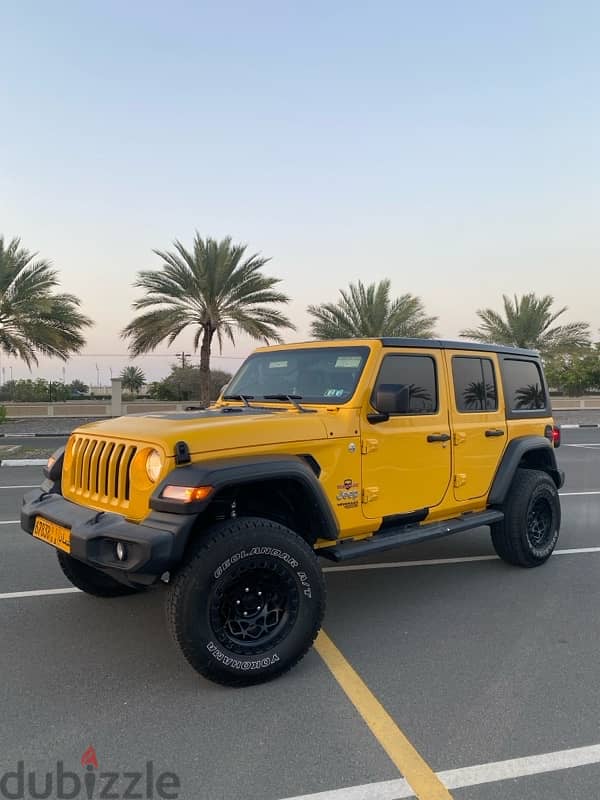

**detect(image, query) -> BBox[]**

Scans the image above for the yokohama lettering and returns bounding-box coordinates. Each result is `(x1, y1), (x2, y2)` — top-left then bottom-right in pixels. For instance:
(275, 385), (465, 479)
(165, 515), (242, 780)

(206, 641), (280, 670)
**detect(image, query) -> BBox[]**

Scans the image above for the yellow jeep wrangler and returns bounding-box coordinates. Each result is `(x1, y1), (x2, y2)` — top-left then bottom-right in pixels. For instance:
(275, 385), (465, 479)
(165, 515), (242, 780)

(22, 338), (563, 686)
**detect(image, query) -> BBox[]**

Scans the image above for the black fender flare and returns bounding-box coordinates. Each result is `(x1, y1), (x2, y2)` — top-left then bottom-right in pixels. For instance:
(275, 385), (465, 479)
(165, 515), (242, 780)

(150, 454), (339, 540)
(488, 436), (564, 506)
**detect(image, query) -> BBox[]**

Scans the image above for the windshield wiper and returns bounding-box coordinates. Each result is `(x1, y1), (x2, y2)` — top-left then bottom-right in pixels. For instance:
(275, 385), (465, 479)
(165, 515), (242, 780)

(263, 394), (314, 413)
(222, 394), (254, 407)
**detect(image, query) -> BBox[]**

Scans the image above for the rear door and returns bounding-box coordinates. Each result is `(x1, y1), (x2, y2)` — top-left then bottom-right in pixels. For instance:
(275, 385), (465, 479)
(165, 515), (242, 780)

(447, 351), (507, 501)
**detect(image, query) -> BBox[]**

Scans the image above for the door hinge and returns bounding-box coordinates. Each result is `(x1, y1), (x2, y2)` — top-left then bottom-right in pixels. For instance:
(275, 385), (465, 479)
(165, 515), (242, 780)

(361, 438), (379, 454)
(454, 473), (467, 488)
(454, 431), (467, 446)
(362, 486), (380, 504)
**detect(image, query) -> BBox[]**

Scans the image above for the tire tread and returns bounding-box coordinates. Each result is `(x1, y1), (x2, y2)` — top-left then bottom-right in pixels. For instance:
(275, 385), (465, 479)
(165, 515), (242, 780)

(57, 551), (144, 597)
(491, 468), (560, 567)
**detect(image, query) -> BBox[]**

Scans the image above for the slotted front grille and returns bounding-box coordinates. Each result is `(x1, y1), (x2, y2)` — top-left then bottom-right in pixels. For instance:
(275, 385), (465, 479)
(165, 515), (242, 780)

(66, 435), (138, 507)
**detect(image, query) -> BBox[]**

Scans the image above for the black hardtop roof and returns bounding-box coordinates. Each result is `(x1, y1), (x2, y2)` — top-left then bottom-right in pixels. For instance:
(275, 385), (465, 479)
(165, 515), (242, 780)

(380, 338), (540, 358)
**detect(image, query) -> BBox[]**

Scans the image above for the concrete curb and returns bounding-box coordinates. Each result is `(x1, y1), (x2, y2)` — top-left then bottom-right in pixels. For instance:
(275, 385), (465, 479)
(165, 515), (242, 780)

(0, 459), (47, 467)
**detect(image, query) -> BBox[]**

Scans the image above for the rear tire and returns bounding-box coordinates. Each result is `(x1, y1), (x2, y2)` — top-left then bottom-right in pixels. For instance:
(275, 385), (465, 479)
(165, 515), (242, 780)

(57, 551), (145, 597)
(166, 517), (326, 687)
(491, 468), (561, 567)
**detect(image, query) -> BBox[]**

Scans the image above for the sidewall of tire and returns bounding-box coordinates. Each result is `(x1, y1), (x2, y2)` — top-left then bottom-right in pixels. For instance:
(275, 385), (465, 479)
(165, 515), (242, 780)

(168, 520), (325, 685)
(492, 469), (561, 567)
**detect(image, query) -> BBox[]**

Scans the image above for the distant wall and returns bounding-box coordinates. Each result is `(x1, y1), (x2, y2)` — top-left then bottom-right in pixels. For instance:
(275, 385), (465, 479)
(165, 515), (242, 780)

(1, 401), (189, 418)
(1, 397), (599, 418)
(551, 397), (600, 410)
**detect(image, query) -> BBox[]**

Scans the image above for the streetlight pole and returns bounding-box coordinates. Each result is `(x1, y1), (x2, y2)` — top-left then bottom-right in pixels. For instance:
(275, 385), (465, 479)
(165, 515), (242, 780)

(176, 352), (191, 369)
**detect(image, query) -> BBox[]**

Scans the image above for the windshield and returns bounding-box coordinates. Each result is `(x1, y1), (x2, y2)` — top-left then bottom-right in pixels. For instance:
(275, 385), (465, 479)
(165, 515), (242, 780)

(224, 346), (370, 405)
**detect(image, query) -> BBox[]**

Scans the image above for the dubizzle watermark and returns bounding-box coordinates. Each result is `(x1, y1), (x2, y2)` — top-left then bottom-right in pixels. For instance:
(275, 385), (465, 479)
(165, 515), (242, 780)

(0, 746), (180, 799)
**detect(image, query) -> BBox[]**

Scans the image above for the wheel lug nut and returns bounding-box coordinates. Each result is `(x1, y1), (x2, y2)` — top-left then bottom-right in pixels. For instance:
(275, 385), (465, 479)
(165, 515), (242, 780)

(245, 587), (249, 592)
(243, 611), (248, 616)
(236, 600), (241, 605)
(257, 591), (262, 596)
(256, 606), (261, 610)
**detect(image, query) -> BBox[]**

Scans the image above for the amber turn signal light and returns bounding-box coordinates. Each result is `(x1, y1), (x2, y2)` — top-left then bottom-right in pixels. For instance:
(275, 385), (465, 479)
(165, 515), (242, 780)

(161, 485), (213, 502)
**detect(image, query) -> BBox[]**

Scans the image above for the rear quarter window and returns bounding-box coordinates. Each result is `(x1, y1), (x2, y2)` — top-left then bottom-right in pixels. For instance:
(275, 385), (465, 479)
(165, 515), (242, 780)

(501, 358), (548, 415)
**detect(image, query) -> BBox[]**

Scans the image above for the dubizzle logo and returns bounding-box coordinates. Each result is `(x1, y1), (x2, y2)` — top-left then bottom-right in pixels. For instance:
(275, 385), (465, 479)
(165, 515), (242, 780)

(0, 746), (180, 799)
(81, 747), (99, 770)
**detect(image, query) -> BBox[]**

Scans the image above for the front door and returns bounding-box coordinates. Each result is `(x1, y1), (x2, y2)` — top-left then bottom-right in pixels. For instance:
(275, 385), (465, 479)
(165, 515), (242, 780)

(446, 351), (507, 501)
(361, 350), (452, 520)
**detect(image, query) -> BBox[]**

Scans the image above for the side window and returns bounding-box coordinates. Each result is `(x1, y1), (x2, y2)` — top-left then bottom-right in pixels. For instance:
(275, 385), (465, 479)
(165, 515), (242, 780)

(372, 355), (438, 415)
(502, 359), (547, 411)
(452, 357), (498, 412)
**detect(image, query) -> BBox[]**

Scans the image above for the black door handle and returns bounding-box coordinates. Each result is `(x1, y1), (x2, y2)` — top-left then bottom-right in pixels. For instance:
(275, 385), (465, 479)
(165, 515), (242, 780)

(485, 429), (505, 438)
(427, 433), (451, 442)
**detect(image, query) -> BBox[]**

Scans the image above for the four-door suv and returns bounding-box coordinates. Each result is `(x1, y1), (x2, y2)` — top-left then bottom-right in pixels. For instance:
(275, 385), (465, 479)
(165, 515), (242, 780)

(21, 338), (563, 686)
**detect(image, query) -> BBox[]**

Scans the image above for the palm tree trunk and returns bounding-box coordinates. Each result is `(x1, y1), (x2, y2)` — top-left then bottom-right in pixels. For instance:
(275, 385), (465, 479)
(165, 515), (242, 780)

(199, 326), (214, 407)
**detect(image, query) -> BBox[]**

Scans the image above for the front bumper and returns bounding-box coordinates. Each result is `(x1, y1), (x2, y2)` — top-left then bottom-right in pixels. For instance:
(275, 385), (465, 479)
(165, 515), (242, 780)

(21, 484), (197, 586)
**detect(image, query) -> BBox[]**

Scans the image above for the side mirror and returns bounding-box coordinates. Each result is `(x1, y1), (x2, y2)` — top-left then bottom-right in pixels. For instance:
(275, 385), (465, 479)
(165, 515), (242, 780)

(367, 411), (390, 424)
(374, 391), (396, 415)
(368, 384), (412, 423)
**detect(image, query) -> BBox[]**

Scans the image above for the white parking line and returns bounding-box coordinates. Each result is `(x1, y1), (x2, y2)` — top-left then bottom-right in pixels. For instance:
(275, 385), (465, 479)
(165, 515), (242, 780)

(0, 520), (19, 525)
(0, 459), (47, 466)
(323, 555), (497, 572)
(0, 485), (38, 490)
(560, 491), (600, 496)
(1, 548), (597, 600)
(279, 742), (600, 799)
(0, 587), (80, 600)
(323, 546), (600, 573)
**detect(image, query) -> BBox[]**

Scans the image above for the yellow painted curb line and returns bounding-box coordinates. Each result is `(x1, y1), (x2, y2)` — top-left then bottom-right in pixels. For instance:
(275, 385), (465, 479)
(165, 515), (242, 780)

(315, 630), (453, 800)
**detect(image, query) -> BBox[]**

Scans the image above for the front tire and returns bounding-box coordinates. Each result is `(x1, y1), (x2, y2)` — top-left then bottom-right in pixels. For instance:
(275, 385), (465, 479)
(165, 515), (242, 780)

(57, 551), (145, 597)
(166, 517), (326, 687)
(491, 468), (561, 567)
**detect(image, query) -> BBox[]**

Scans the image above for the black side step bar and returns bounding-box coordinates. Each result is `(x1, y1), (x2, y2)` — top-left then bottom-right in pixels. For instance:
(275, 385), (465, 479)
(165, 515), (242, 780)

(320, 509), (504, 562)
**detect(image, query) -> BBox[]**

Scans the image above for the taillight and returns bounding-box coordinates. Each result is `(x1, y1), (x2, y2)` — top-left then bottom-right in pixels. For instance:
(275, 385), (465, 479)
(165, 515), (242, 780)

(544, 424), (561, 447)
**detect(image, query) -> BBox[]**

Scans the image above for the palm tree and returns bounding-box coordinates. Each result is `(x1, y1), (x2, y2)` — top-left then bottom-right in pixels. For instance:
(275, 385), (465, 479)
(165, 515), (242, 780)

(461, 294), (590, 355)
(0, 236), (92, 366)
(120, 366), (146, 395)
(307, 280), (437, 340)
(122, 234), (295, 406)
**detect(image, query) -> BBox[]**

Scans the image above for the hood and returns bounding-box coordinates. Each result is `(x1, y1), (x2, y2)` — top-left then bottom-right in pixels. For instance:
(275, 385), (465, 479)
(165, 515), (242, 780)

(74, 406), (330, 457)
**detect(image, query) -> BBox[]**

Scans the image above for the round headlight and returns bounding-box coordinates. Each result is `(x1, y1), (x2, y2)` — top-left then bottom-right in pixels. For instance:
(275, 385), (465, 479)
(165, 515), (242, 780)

(145, 449), (163, 482)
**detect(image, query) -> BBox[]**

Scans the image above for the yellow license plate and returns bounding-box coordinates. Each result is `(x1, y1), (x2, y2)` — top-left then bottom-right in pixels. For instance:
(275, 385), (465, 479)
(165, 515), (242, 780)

(33, 517), (71, 553)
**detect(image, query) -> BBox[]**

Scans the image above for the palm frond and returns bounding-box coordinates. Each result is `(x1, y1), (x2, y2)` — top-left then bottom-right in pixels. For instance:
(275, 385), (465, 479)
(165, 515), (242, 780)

(0, 236), (92, 364)
(308, 280), (436, 339)
(462, 293), (590, 353)
(122, 235), (294, 403)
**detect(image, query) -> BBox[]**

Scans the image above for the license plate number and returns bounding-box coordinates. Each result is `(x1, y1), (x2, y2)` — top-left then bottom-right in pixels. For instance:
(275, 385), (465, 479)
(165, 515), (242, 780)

(33, 517), (71, 553)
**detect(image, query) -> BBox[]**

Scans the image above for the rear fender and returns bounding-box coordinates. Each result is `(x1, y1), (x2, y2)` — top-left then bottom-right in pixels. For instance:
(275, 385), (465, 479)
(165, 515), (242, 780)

(488, 436), (564, 506)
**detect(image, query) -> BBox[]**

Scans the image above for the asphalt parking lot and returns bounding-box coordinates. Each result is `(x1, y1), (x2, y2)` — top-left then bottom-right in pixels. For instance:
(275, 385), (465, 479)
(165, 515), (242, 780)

(1, 428), (599, 800)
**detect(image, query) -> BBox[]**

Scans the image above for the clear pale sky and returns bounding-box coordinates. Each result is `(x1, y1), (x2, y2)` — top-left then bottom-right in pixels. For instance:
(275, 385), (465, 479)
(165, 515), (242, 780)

(1, 1), (599, 386)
